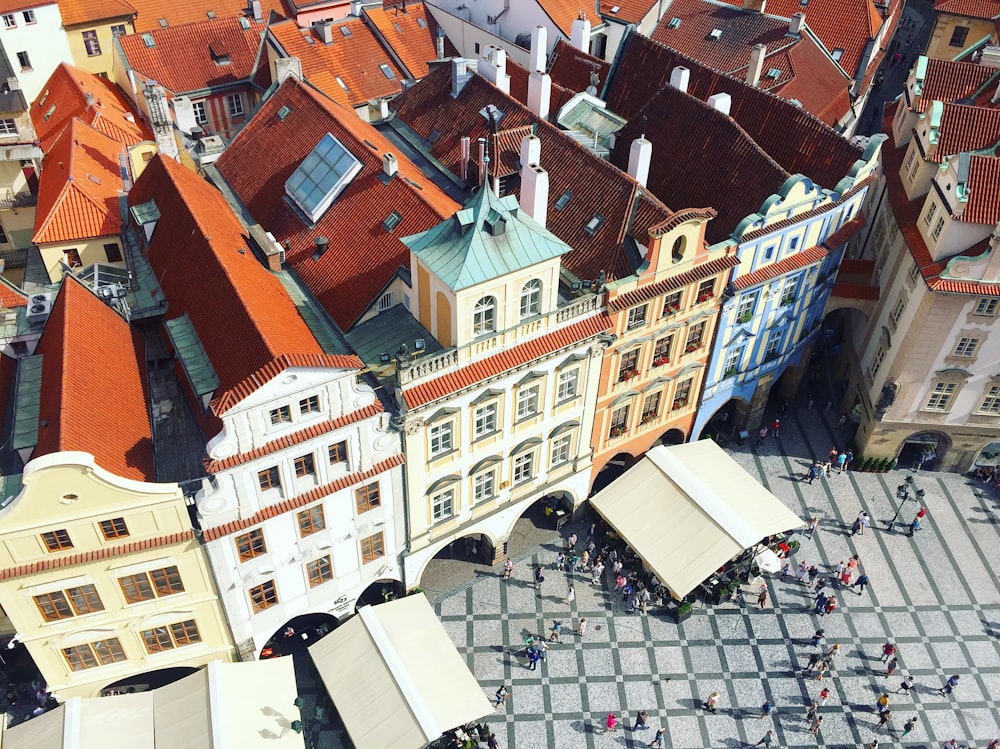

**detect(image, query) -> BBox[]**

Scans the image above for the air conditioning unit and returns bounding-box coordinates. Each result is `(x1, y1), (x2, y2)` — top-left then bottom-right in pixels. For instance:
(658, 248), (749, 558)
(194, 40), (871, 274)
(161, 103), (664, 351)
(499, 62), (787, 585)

(26, 293), (52, 324)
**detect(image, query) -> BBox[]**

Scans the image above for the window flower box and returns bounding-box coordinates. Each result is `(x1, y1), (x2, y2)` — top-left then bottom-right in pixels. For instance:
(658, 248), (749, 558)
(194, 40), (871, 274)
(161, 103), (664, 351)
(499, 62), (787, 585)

(609, 426), (627, 438)
(662, 305), (680, 316)
(640, 414), (657, 425)
(685, 343), (700, 354)
(672, 399), (688, 411)
(723, 366), (738, 378)
(651, 357), (671, 368)
(737, 311), (753, 324)
(618, 369), (638, 382)
(697, 292), (714, 303)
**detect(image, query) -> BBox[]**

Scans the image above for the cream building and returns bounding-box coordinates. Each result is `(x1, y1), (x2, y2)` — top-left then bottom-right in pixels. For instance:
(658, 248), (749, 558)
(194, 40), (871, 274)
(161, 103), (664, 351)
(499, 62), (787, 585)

(0, 0), (74, 101)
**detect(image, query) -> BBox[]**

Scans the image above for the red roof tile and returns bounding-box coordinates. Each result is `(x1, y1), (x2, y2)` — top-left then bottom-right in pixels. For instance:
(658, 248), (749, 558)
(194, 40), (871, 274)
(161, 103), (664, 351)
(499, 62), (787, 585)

(933, 102), (1000, 161)
(0, 278), (27, 308)
(390, 67), (676, 282)
(770, 36), (854, 125)
(820, 212), (867, 249)
(202, 454), (404, 540)
(215, 78), (459, 331)
(0, 0), (49, 12)
(535, 0), (587, 36)
(268, 17), (405, 108)
(600, 0), (658, 24)
(117, 16), (265, 95)
(830, 281), (879, 299)
(733, 244), (827, 289)
(913, 58), (1000, 114)
(58, 0), (135, 25)
(33, 119), (124, 245)
(128, 155), (360, 418)
(364, 2), (450, 79)
(934, 0), (1000, 18)
(127, 0), (288, 32)
(609, 254), (738, 310)
(33, 278), (155, 481)
(546, 38), (611, 95)
(404, 314), (610, 408)
(31, 63), (150, 151)
(962, 154), (1000, 224)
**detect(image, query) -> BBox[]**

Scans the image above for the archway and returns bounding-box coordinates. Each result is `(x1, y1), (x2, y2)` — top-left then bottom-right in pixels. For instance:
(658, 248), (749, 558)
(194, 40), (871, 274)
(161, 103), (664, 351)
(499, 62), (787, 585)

(896, 431), (952, 472)
(505, 491), (575, 558)
(657, 428), (686, 446)
(417, 532), (497, 597)
(101, 666), (197, 695)
(259, 612), (340, 660)
(696, 398), (749, 443)
(590, 452), (638, 496)
(355, 579), (406, 611)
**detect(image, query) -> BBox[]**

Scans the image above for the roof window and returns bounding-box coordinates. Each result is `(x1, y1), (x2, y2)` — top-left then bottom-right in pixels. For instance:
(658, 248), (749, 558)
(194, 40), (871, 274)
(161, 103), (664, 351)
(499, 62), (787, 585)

(158, 17), (168, 27)
(277, 105), (291, 121)
(379, 64), (396, 79)
(555, 191), (572, 210)
(393, 22), (402, 32)
(610, 4), (621, 11)
(285, 132), (363, 223)
(206, 10), (215, 18)
(709, 28), (722, 39)
(383, 211), (403, 231)
(667, 17), (681, 28)
(766, 68), (781, 79)
(831, 48), (844, 61)
(340, 24), (352, 36)
(335, 76), (348, 91)
(43, 104), (55, 121)
(584, 214), (605, 235)
(239, 16), (251, 29)
(416, 17), (427, 27)
(141, 33), (155, 47)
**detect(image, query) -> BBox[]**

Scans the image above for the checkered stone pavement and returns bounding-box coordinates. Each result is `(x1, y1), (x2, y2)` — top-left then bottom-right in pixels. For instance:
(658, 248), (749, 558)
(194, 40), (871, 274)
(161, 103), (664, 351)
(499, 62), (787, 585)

(435, 407), (1000, 748)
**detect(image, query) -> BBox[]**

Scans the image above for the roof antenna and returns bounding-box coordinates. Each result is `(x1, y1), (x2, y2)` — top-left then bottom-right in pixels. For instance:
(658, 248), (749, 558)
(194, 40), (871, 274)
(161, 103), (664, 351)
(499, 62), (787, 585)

(641, 114), (647, 139)
(478, 136), (490, 190)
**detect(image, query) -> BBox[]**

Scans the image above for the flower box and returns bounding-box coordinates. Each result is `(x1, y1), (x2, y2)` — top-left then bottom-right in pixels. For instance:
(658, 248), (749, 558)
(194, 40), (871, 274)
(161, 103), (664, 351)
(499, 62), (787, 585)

(737, 312), (753, 324)
(685, 344), (700, 353)
(651, 357), (671, 368)
(609, 426), (626, 438)
(697, 292), (714, 303)
(618, 369), (637, 383)
(672, 399), (688, 410)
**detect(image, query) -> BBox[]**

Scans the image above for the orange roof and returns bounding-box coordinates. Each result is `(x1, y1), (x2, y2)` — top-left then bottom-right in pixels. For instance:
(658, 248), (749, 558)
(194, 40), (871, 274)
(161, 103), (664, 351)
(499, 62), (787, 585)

(913, 58), (1000, 113)
(127, 0), (288, 32)
(934, 102), (1000, 161)
(535, 0), (585, 35)
(33, 278), (155, 481)
(962, 155), (1000, 224)
(934, 0), (1000, 18)
(268, 18), (405, 107)
(215, 77), (459, 330)
(0, 0), (51, 13)
(58, 0), (135, 25)
(117, 16), (266, 95)
(404, 314), (610, 408)
(0, 277), (27, 308)
(733, 244), (828, 289)
(128, 155), (361, 417)
(31, 63), (150, 151)
(600, 0), (658, 24)
(546, 38), (612, 95)
(33, 119), (124, 245)
(364, 2), (446, 79)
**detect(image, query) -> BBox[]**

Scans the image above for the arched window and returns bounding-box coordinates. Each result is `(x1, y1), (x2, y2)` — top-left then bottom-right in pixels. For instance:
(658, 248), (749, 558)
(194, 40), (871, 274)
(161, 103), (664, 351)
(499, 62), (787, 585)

(519, 279), (542, 320)
(473, 296), (496, 336)
(671, 236), (686, 263)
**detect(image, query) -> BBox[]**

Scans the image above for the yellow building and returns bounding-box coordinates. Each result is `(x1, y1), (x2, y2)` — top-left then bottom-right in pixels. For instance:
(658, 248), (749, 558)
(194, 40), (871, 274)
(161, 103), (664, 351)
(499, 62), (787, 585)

(58, 0), (136, 77)
(925, 0), (998, 60)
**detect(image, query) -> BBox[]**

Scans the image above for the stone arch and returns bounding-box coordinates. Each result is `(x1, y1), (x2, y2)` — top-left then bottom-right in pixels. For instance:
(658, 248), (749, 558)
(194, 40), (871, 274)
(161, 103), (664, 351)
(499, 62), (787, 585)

(259, 611), (341, 659)
(696, 397), (750, 441)
(590, 451), (639, 496)
(355, 578), (406, 611)
(894, 431), (953, 471)
(100, 666), (198, 697)
(658, 427), (686, 445)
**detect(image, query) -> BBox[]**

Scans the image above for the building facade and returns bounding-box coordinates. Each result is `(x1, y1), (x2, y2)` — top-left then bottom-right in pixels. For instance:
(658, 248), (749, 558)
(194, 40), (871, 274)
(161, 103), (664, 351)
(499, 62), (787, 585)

(0, 0), (74, 101)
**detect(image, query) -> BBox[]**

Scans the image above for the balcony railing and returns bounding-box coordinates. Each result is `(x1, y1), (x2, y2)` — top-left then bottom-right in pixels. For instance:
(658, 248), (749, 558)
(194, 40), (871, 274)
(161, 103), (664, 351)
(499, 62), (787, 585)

(0, 191), (36, 211)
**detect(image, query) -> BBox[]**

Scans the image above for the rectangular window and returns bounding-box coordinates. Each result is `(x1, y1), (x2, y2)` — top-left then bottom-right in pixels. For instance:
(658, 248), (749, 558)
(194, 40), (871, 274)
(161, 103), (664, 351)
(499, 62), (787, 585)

(226, 93), (244, 117)
(662, 290), (682, 316)
(22, 10), (34, 22)
(641, 392), (661, 423)
(42, 529), (73, 552)
(429, 421), (453, 455)
(100, 517), (129, 540)
(685, 322), (705, 353)
(35, 585), (105, 621)
(473, 470), (496, 502)
(779, 276), (799, 306)
(953, 337), (980, 357)
(923, 200), (937, 227)
(355, 483), (380, 513)
(869, 346), (886, 380)
(269, 405), (291, 425)
(516, 385), (539, 420)
(294, 454), (316, 479)
(235, 528), (266, 561)
(2, 14), (14, 28)
(931, 216), (945, 241)
(142, 620), (201, 652)
(82, 30), (101, 56)
(618, 349), (639, 381)
(949, 25), (969, 47)
(0, 118), (15, 135)
(736, 292), (756, 322)
(908, 263), (920, 283)
(192, 101), (208, 124)
(16, 51), (29, 70)
(111, 23), (127, 36)
(431, 488), (454, 521)
(307, 555), (333, 587)
(360, 531), (385, 563)
(925, 381), (957, 411)
(0, 223), (8, 244)
(34, 592), (73, 621)
(63, 248), (81, 267)
(978, 385), (1000, 414)
(551, 434), (572, 465)
(103, 243), (123, 262)
(119, 573), (154, 603)
(63, 638), (125, 671)
(673, 378), (693, 410)
(513, 452), (534, 483)
(696, 280), (715, 302)
(297, 505), (325, 536)
(626, 304), (647, 330)
(299, 395), (319, 414)
(556, 368), (579, 401)
(257, 466), (280, 492)
(765, 329), (783, 359)
(609, 405), (629, 438)
(890, 296), (906, 326)
(248, 581), (278, 613)
(975, 298), (998, 316)
(723, 347), (741, 377)
(474, 402), (497, 437)
(329, 441), (347, 465)
(150, 566), (184, 596)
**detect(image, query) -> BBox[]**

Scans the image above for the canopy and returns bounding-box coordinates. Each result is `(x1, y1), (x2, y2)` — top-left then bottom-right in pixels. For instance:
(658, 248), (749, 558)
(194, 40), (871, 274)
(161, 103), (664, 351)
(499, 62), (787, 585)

(590, 441), (804, 599)
(309, 595), (493, 749)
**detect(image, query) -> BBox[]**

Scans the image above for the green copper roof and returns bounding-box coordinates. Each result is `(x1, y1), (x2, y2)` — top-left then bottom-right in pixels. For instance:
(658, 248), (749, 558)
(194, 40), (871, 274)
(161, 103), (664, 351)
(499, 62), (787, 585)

(165, 314), (220, 397)
(401, 186), (570, 291)
(12, 355), (42, 451)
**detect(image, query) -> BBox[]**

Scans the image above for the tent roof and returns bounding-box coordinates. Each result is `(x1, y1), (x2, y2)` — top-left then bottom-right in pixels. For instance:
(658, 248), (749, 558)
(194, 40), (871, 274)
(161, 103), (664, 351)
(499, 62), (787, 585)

(590, 441), (804, 599)
(309, 595), (493, 749)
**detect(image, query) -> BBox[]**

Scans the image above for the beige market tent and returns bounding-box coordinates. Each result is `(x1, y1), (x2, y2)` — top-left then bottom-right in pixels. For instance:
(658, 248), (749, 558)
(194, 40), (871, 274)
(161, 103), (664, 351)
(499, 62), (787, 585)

(590, 441), (805, 600)
(309, 594), (493, 749)
(0, 659), (302, 749)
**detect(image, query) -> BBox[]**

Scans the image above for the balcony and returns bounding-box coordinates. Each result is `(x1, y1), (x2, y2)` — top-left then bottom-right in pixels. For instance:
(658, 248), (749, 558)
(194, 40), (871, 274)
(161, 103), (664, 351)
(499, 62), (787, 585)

(0, 190), (36, 211)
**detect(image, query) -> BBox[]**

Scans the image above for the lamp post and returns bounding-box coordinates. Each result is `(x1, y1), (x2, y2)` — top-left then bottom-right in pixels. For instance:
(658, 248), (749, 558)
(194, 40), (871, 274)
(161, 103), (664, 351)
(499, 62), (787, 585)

(885, 475), (925, 532)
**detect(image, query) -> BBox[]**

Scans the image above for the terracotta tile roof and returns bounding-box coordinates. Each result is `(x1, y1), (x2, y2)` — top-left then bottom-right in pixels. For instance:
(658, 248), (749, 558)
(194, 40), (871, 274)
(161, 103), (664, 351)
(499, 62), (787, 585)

(31, 63), (151, 151)
(0, 530), (195, 580)
(536, 0), (586, 36)
(934, 0), (1000, 18)
(202, 454), (404, 540)
(128, 155), (359, 418)
(913, 58), (1000, 114)
(390, 67), (675, 282)
(58, 0), (135, 25)
(820, 213), (867, 249)
(33, 119), (124, 245)
(205, 401), (383, 472)
(404, 314), (610, 408)
(364, 2), (450, 79)
(117, 16), (266, 95)
(127, 0), (288, 32)
(733, 244), (827, 289)
(505, 55), (578, 115)
(600, 0), (658, 24)
(0, 278), (27, 307)
(32, 278), (155, 481)
(268, 17), (405, 108)
(770, 37), (854, 126)
(933, 102), (1000, 162)
(0, 0), (48, 12)
(609, 254), (738, 310)
(962, 155), (1000, 223)
(831, 281), (879, 299)
(215, 78), (459, 331)
(546, 38), (611, 94)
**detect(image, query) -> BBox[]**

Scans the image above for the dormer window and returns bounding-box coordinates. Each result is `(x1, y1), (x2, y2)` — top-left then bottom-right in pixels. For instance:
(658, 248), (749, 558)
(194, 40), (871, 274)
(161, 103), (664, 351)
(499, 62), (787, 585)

(519, 279), (541, 320)
(473, 296), (496, 337)
(286, 133), (362, 223)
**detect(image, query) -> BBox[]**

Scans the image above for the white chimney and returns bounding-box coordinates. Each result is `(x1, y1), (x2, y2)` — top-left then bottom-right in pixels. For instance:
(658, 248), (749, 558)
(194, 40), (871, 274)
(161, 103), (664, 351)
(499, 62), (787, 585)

(274, 56), (302, 84)
(350, 0), (362, 15)
(981, 44), (1000, 68)
(383, 152), (398, 178)
(747, 44), (766, 86)
(627, 136), (651, 187)
(789, 12), (804, 34)
(530, 25), (547, 73)
(250, 0), (262, 20)
(527, 71), (551, 119)
(520, 165), (549, 227)
(451, 58), (471, 97)
(314, 20), (334, 44)
(571, 13), (591, 54)
(436, 28), (445, 59)
(707, 92), (731, 115)
(520, 134), (541, 168)
(477, 46), (510, 94)
(669, 66), (690, 93)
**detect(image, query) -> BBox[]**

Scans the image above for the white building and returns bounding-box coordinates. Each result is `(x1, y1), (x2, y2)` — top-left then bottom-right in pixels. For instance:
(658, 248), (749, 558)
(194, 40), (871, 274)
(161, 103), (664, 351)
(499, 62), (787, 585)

(0, 0), (73, 101)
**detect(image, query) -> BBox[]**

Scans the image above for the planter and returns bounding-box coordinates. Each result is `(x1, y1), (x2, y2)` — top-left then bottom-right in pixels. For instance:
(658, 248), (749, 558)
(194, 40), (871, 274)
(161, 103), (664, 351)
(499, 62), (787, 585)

(673, 601), (694, 623)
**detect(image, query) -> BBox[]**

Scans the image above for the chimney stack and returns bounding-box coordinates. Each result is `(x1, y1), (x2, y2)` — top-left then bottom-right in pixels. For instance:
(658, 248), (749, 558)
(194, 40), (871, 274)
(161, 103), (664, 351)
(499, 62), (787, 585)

(530, 25), (547, 72)
(436, 27), (445, 59)
(707, 92), (731, 115)
(84, 91), (95, 109)
(519, 134), (541, 168)
(250, 0), (262, 20)
(741, 0), (766, 11)
(274, 56), (302, 84)
(460, 136), (471, 181)
(312, 236), (329, 260)
(669, 66), (690, 93)
(350, 0), (362, 14)
(314, 20), (334, 44)
(571, 11), (591, 54)
(520, 166), (549, 227)
(477, 46), (510, 94)
(980, 43), (1000, 68)
(451, 58), (471, 97)
(528, 70), (551, 119)
(789, 12), (804, 34)
(383, 152), (398, 178)
(747, 43), (766, 86)
(627, 136), (652, 187)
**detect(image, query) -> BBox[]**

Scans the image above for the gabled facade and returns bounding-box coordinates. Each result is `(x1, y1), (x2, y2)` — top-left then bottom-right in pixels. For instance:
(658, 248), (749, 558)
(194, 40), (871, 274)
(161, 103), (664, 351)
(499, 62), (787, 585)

(927, 0), (1000, 60)
(129, 155), (406, 660)
(57, 0), (136, 77)
(0, 0), (74, 101)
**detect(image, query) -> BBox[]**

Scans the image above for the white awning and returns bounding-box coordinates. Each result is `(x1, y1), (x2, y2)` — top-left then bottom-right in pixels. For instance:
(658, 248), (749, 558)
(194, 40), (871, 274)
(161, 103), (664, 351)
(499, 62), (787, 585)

(309, 595), (493, 749)
(590, 441), (804, 600)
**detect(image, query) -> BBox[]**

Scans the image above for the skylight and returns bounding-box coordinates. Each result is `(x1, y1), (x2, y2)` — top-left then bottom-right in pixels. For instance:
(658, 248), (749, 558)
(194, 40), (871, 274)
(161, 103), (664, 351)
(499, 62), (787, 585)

(141, 33), (155, 47)
(831, 48), (844, 61)
(277, 105), (291, 121)
(379, 64), (396, 79)
(667, 17), (681, 28)
(610, 4), (621, 11)
(335, 76), (348, 91)
(584, 214), (605, 235)
(766, 68), (781, 79)
(393, 22), (402, 33)
(417, 17), (427, 27)
(206, 10), (215, 18)
(709, 28), (722, 39)
(555, 191), (572, 210)
(340, 25), (352, 36)
(285, 133), (363, 223)
(158, 17), (168, 27)
(239, 16), (251, 28)
(383, 211), (403, 231)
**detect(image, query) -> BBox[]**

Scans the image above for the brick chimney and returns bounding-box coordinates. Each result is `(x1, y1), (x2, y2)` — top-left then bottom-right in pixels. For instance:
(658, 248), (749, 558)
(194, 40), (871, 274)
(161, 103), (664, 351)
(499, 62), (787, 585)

(746, 43), (766, 86)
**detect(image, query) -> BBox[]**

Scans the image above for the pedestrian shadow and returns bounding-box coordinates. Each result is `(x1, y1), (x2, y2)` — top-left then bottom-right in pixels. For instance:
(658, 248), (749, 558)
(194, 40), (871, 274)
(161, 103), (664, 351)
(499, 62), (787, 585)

(569, 719), (600, 735)
(981, 619), (1000, 639)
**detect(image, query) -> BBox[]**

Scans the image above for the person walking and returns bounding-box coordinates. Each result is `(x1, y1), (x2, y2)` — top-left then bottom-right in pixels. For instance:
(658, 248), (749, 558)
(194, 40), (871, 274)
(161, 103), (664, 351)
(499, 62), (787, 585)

(836, 451), (848, 474)
(877, 709), (894, 730)
(885, 657), (898, 678)
(567, 533), (577, 552)
(494, 685), (508, 708)
(909, 516), (922, 536)
(876, 693), (890, 714)
(527, 647), (540, 671)
(861, 512), (871, 533)
(604, 713), (618, 733)
(548, 621), (562, 642)
(534, 565), (545, 591)
(565, 586), (575, 605)
(758, 700), (772, 719)
(899, 716), (917, 739)
(822, 596), (837, 616)
(591, 562), (604, 586)
(809, 716), (824, 736)
(807, 565), (820, 588)
(580, 549), (590, 568)
(632, 710), (649, 731)
(825, 643), (840, 661)
(487, 732), (499, 749)
(894, 675), (914, 695)
(881, 642), (896, 662)
(757, 586), (768, 609)
(818, 688), (830, 706)
(806, 464), (820, 484)
(853, 573), (871, 595)
(780, 561), (792, 581)
(806, 517), (819, 537)
(811, 628), (825, 647)
(805, 652), (822, 672)
(756, 425), (768, 447)
(754, 729), (774, 746)
(814, 660), (828, 680)
(576, 618), (587, 638)
(555, 552), (565, 571)
(939, 674), (960, 695)
(814, 592), (828, 614)
(806, 701), (818, 723)
(502, 558), (513, 582)
(851, 516), (863, 536)
(772, 418), (781, 437)
(798, 560), (811, 584)
(648, 727), (666, 747)
(703, 691), (720, 713)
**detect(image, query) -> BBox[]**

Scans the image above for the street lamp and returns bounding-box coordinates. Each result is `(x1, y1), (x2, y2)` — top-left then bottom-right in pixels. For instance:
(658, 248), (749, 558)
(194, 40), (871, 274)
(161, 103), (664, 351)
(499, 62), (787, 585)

(885, 475), (925, 531)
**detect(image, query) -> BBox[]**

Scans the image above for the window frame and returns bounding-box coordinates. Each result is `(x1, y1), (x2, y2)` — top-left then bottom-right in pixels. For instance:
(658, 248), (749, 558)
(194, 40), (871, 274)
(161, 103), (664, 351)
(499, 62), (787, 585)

(294, 453), (316, 479)
(519, 279), (542, 320)
(257, 466), (281, 492)
(248, 580), (279, 613)
(2, 14), (15, 28)
(16, 51), (30, 70)
(430, 488), (455, 522)
(360, 531), (385, 563)
(952, 336), (980, 358)
(662, 290), (682, 316)
(42, 529), (73, 552)
(235, 528), (266, 562)
(556, 368), (579, 402)
(641, 391), (661, 423)
(63, 638), (125, 671)
(474, 400), (498, 438)
(269, 405), (291, 425)
(551, 433), (572, 465)
(329, 440), (348, 466)
(974, 297), (998, 316)
(925, 381), (958, 411)
(685, 322), (705, 353)
(626, 304), (647, 330)
(307, 555), (334, 587)
(82, 29), (102, 56)
(512, 452), (534, 484)
(100, 517), (129, 540)
(0, 118), (16, 136)
(473, 296), (497, 337)
(672, 378), (693, 410)
(516, 384), (540, 420)
(472, 469), (496, 502)
(723, 347), (742, 378)
(977, 384), (1000, 414)
(226, 92), (244, 117)
(142, 619), (201, 652)
(355, 483), (380, 513)
(192, 100), (208, 125)
(429, 420), (454, 456)
(949, 25), (969, 47)
(22, 9), (34, 22)
(299, 395), (320, 415)
(618, 348), (639, 381)
(736, 292), (756, 322)
(297, 505), (326, 536)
